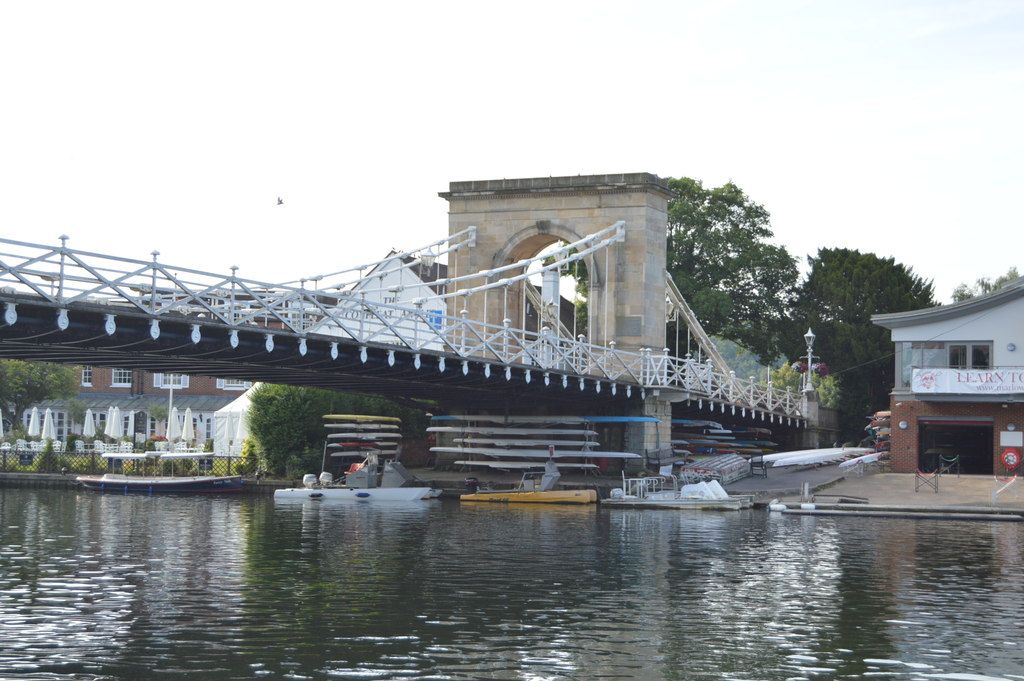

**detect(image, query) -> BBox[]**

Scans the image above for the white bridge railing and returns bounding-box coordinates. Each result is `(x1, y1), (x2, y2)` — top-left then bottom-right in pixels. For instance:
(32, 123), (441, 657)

(0, 236), (803, 417)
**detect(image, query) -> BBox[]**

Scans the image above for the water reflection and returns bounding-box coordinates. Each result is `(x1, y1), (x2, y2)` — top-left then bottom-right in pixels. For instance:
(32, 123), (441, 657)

(1, 488), (1023, 680)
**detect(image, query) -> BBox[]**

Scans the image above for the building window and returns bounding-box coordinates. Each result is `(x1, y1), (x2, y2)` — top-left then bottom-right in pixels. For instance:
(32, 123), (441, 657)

(971, 344), (991, 369)
(216, 378), (252, 391)
(899, 341), (995, 387)
(153, 373), (189, 389)
(81, 366), (93, 387)
(111, 368), (132, 387)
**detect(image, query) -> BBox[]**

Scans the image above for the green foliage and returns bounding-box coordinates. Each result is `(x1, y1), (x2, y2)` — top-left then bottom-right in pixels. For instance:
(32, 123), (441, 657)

(951, 266), (1019, 302)
(144, 439), (157, 452)
(773, 366), (839, 410)
(712, 337), (776, 381)
(203, 438), (214, 453)
(35, 439), (56, 472)
(765, 363), (840, 409)
(0, 360), (78, 424)
(236, 437), (259, 475)
(791, 248), (936, 438)
(66, 399), (87, 430)
(247, 384), (430, 476)
(149, 404), (169, 424)
(665, 177), (798, 362)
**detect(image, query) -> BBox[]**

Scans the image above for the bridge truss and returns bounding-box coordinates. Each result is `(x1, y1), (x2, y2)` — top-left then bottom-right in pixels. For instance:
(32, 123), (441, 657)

(0, 233), (804, 422)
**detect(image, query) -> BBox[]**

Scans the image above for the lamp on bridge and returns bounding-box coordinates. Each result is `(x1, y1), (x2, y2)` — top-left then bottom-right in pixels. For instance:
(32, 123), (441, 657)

(803, 328), (816, 393)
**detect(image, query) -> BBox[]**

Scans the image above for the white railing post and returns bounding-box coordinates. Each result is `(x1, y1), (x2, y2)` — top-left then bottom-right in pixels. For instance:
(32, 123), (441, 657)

(57, 234), (69, 304)
(150, 250), (160, 313)
(229, 265), (238, 324)
(459, 308), (468, 354)
(503, 318), (512, 362)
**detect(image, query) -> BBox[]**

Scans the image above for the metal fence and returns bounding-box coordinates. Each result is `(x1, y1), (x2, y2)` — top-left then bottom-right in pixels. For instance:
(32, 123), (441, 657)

(0, 448), (244, 477)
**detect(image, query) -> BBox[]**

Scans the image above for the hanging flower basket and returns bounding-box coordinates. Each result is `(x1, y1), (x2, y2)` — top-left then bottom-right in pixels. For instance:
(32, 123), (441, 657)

(791, 361), (808, 374)
(811, 362), (830, 377)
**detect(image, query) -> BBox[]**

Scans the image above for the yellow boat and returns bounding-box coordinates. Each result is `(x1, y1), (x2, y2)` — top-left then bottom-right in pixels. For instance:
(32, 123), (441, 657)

(459, 459), (598, 504)
(323, 414), (402, 423)
(460, 489), (598, 504)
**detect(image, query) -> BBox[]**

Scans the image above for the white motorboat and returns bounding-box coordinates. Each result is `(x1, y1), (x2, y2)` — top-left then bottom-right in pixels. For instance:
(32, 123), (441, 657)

(602, 473), (747, 510)
(274, 454), (440, 502)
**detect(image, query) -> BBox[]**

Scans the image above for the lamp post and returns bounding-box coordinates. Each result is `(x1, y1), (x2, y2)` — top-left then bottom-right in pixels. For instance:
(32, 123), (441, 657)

(803, 327), (816, 393)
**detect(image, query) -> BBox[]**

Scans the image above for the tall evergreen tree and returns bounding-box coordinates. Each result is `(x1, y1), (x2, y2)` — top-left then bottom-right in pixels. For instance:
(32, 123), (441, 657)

(792, 249), (936, 438)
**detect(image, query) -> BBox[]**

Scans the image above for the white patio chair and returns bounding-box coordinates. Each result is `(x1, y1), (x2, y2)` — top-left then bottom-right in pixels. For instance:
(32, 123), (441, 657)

(119, 441), (133, 454)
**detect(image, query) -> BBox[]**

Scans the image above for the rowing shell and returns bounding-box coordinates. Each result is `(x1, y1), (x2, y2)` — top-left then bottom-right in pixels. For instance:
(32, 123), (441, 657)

(431, 447), (638, 459)
(426, 427), (598, 436)
(453, 460), (599, 470)
(454, 438), (596, 448)
(323, 414), (401, 423)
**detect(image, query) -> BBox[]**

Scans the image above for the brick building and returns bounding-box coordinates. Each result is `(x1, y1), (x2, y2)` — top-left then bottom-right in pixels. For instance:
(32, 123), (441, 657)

(872, 279), (1024, 474)
(28, 366), (251, 443)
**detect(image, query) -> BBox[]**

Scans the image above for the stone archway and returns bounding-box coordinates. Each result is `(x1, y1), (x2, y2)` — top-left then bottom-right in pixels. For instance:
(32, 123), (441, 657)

(488, 221), (603, 340)
(440, 173), (672, 351)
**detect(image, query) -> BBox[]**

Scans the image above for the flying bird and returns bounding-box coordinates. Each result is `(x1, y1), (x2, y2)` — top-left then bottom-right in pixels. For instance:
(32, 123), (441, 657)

(277, 197), (284, 205)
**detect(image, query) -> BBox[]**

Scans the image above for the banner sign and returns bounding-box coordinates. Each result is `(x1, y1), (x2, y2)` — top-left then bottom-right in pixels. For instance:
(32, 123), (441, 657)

(912, 368), (1024, 395)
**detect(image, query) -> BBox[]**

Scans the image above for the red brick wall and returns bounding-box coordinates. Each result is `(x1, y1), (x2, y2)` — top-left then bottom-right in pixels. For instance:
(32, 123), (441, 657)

(889, 397), (1024, 473)
(78, 367), (247, 397)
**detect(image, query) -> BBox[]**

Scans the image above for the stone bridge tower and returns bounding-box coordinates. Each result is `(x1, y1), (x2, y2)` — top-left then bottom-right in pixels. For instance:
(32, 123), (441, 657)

(440, 173), (672, 353)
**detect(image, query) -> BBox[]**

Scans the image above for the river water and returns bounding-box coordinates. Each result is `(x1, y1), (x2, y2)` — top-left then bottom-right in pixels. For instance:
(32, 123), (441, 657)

(1, 488), (1023, 680)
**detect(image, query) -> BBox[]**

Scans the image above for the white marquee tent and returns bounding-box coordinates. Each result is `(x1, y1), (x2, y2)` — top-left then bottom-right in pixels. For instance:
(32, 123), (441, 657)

(213, 384), (258, 457)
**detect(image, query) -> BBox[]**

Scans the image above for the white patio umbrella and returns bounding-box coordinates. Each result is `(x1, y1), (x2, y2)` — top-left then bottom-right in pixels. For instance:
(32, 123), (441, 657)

(27, 407), (41, 437)
(107, 407), (123, 439)
(0, 413), (4, 439)
(125, 410), (135, 440)
(167, 407), (181, 441)
(82, 409), (96, 437)
(182, 407), (195, 443)
(41, 408), (57, 441)
(105, 406), (117, 438)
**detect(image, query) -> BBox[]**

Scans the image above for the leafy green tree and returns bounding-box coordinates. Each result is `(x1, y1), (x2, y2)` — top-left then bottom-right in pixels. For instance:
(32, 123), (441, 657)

(791, 248), (935, 438)
(951, 266), (1019, 302)
(768, 363), (840, 409)
(247, 384), (431, 476)
(0, 360), (78, 425)
(713, 337), (775, 381)
(666, 177), (798, 363)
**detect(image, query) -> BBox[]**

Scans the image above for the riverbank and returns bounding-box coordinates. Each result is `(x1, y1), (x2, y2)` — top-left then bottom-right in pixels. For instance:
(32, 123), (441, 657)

(0, 472), (293, 494)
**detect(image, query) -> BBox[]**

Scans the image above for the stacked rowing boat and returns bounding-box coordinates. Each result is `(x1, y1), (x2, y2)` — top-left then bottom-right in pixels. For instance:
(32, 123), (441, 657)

(324, 414), (403, 463)
(672, 419), (779, 483)
(427, 415), (641, 473)
(864, 410), (892, 455)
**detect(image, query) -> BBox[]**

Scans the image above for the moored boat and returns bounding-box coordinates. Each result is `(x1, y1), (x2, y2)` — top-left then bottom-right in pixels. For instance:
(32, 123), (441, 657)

(459, 459), (598, 505)
(602, 474), (746, 511)
(77, 474), (244, 494)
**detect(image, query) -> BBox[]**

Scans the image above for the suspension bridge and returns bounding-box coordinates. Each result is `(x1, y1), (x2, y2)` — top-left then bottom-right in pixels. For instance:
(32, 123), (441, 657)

(0, 173), (813, 450)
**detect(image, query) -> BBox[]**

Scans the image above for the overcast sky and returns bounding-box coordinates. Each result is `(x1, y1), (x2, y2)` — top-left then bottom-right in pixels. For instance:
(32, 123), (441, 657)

(1, 0), (1021, 302)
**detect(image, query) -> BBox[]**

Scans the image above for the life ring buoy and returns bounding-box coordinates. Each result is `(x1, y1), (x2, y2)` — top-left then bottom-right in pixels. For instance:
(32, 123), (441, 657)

(1002, 448), (1021, 470)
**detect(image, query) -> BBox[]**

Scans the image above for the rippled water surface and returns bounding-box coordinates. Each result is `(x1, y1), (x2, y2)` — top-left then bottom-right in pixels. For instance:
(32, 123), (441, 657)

(2, 488), (1024, 680)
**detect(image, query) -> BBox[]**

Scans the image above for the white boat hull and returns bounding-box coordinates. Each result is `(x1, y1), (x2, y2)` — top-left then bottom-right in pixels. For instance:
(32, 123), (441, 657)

(274, 486), (435, 502)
